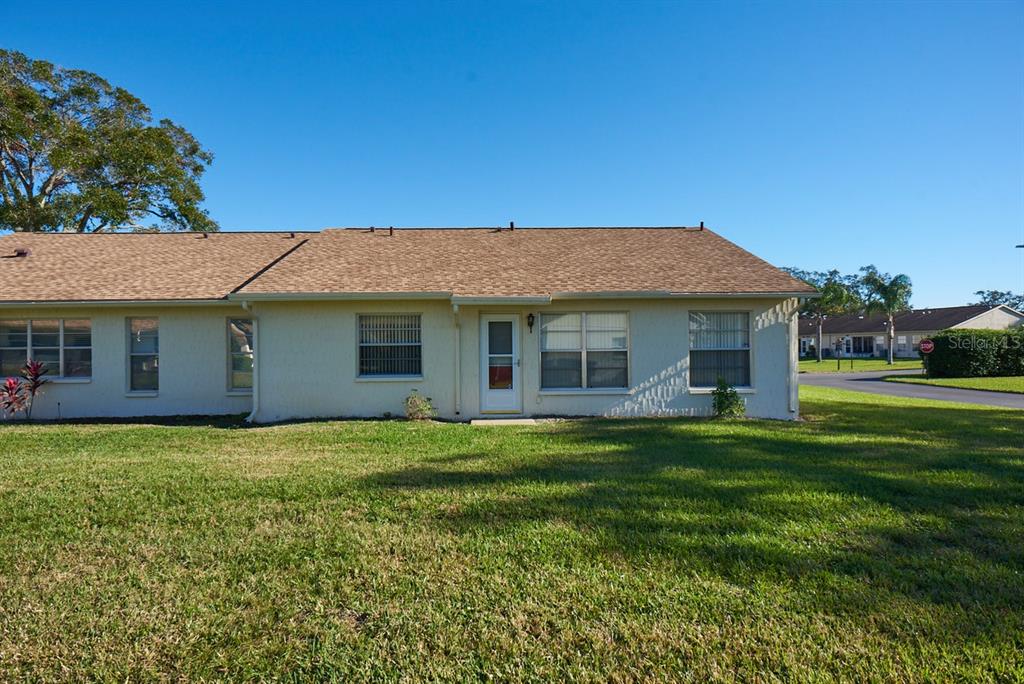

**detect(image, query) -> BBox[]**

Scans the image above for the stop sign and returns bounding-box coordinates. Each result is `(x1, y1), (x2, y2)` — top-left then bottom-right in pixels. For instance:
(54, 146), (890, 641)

(919, 339), (935, 354)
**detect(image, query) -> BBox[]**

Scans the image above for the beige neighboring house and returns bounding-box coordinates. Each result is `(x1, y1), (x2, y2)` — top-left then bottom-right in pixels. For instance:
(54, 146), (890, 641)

(0, 226), (816, 421)
(798, 305), (1024, 359)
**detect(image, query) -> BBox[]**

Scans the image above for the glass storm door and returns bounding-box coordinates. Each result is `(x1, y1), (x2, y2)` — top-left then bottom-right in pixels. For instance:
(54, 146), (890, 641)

(480, 316), (521, 413)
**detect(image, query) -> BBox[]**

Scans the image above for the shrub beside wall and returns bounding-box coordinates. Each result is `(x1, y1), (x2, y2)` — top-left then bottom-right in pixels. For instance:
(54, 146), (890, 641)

(923, 329), (1024, 378)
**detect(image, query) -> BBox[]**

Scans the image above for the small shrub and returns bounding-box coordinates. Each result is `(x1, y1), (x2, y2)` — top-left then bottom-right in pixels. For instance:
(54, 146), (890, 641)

(923, 329), (1024, 378)
(404, 390), (437, 421)
(712, 377), (745, 418)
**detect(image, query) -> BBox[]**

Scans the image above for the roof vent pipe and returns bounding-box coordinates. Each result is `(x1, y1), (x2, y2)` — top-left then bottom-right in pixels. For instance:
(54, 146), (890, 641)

(389, 226), (394, 236)
(13, 247), (30, 257)
(699, 221), (704, 230)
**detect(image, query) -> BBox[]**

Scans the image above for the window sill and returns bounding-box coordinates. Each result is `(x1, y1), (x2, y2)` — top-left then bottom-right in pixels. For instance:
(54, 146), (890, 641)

(355, 376), (424, 383)
(226, 390), (253, 397)
(49, 377), (91, 385)
(539, 388), (632, 396)
(125, 391), (159, 398)
(688, 387), (756, 395)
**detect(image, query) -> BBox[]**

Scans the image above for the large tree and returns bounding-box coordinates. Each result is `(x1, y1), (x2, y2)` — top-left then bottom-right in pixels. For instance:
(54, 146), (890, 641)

(783, 268), (862, 362)
(0, 49), (216, 232)
(860, 265), (912, 365)
(972, 290), (1024, 311)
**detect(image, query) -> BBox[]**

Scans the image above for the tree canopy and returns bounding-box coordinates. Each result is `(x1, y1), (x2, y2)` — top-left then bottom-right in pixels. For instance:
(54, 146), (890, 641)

(0, 49), (217, 233)
(783, 267), (864, 361)
(782, 267), (863, 318)
(972, 290), (1024, 311)
(859, 265), (913, 318)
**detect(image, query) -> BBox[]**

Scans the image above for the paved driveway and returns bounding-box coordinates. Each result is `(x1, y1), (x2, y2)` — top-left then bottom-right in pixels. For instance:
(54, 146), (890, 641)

(800, 370), (1024, 409)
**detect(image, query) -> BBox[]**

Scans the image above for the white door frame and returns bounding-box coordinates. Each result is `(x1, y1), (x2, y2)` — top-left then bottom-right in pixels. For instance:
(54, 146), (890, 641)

(479, 315), (522, 414)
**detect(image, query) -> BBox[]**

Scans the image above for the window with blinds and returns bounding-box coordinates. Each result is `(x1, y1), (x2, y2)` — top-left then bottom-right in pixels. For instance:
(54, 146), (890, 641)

(228, 319), (254, 391)
(0, 319), (92, 379)
(540, 312), (628, 389)
(128, 318), (159, 392)
(358, 314), (422, 377)
(688, 312), (750, 387)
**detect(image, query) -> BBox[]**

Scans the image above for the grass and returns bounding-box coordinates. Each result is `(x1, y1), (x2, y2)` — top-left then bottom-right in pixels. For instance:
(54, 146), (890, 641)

(800, 358), (923, 373)
(885, 375), (1024, 394)
(1, 387), (1022, 682)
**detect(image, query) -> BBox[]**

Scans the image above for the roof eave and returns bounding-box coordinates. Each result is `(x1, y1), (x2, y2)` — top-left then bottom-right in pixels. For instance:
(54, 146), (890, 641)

(555, 290), (817, 300)
(231, 290), (816, 303)
(228, 291), (453, 302)
(0, 298), (236, 308)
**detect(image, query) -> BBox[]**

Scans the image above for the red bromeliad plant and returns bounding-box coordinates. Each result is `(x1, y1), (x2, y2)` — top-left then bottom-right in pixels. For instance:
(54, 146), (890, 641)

(0, 377), (27, 419)
(0, 361), (50, 420)
(20, 360), (50, 420)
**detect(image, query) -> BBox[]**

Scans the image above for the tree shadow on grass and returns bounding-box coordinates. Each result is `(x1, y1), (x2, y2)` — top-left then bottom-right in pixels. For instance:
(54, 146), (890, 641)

(360, 399), (1024, 639)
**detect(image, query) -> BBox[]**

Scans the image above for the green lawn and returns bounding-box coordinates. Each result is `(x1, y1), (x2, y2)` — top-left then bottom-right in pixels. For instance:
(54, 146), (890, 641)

(885, 375), (1024, 394)
(1, 387), (1021, 682)
(800, 358), (923, 373)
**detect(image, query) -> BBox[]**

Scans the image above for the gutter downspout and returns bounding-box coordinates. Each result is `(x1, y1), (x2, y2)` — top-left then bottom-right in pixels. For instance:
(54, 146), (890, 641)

(452, 302), (461, 416)
(242, 301), (260, 423)
(788, 298), (801, 416)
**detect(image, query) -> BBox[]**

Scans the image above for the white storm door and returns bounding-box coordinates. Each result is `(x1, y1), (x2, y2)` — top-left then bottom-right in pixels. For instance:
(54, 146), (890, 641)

(480, 316), (521, 413)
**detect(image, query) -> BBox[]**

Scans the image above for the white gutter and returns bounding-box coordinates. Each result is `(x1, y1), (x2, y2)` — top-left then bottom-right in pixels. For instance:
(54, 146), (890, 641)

(226, 292), (451, 302)
(244, 305), (260, 424)
(550, 290), (820, 300)
(0, 290), (818, 309)
(450, 295), (552, 305)
(786, 302), (799, 415)
(226, 290), (818, 304)
(0, 299), (242, 309)
(452, 302), (461, 416)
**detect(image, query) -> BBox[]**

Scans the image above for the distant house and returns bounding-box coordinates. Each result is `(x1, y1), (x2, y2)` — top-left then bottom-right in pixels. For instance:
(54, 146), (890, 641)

(798, 305), (1024, 358)
(0, 226), (817, 421)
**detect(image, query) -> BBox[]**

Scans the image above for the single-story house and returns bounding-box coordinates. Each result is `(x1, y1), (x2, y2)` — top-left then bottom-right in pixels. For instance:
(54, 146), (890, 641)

(0, 226), (816, 421)
(798, 304), (1024, 358)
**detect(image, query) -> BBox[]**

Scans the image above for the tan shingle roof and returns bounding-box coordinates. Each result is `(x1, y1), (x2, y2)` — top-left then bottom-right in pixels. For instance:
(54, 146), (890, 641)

(239, 227), (814, 298)
(0, 232), (309, 302)
(0, 227), (813, 303)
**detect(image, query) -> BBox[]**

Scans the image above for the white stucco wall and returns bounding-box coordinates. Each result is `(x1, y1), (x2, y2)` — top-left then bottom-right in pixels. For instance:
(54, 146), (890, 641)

(0, 305), (254, 419)
(253, 300), (458, 422)
(251, 297), (800, 422)
(3, 297), (801, 422)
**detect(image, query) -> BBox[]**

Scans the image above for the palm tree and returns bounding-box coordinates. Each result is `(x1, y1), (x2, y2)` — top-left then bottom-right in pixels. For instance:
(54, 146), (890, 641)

(860, 265), (913, 365)
(784, 269), (861, 362)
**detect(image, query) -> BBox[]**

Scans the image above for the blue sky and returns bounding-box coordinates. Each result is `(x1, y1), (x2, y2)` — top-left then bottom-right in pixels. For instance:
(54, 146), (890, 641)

(5, 1), (1022, 306)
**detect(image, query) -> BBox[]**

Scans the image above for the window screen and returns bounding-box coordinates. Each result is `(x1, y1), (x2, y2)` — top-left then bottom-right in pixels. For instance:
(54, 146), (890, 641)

(359, 314), (422, 376)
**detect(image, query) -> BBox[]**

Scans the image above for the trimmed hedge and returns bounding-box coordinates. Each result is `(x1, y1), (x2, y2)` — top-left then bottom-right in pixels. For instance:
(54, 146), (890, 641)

(923, 329), (1024, 378)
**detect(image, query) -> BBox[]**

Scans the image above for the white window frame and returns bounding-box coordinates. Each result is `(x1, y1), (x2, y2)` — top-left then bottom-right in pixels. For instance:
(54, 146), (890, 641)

(356, 313), (423, 379)
(539, 312), (630, 391)
(126, 318), (159, 394)
(226, 318), (255, 394)
(0, 318), (92, 381)
(687, 311), (753, 390)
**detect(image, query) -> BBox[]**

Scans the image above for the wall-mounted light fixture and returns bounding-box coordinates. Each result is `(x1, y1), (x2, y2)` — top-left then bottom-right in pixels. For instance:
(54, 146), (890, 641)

(527, 313), (535, 333)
